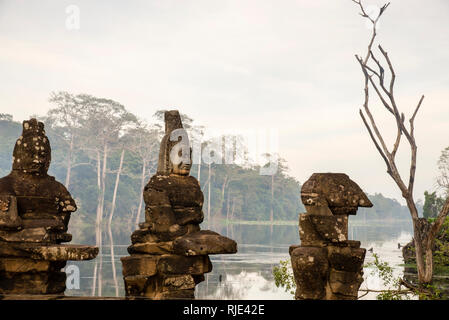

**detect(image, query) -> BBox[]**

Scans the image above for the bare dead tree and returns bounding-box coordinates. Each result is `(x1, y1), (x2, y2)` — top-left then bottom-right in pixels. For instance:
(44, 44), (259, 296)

(353, 0), (449, 285)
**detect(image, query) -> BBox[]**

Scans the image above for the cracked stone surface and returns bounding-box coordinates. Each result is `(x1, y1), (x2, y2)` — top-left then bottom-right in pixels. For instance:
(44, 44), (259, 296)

(121, 111), (237, 300)
(0, 119), (98, 296)
(290, 173), (371, 300)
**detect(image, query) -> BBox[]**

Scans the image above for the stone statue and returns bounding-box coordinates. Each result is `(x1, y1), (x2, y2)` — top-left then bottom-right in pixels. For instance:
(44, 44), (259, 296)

(0, 119), (98, 296)
(121, 110), (237, 299)
(289, 173), (373, 300)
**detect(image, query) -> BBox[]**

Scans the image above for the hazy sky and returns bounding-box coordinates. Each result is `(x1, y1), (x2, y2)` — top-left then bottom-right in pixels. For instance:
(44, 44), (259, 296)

(0, 0), (448, 203)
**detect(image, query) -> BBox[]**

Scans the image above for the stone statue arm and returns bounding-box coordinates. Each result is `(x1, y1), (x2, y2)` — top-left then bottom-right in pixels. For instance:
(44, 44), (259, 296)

(0, 194), (22, 230)
(54, 182), (77, 214)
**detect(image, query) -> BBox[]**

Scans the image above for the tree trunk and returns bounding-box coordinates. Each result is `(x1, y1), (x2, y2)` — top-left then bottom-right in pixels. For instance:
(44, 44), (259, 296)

(98, 231), (103, 297)
(91, 261), (97, 296)
(423, 245), (434, 284)
(93, 150), (102, 296)
(135, 160), (147, 226)
(108, 148), (125, 226)
(97, 144), (108, 296)
(93, 143), (108, 297)
(108, 224), (119, 297)
(208, 163), (211, 228)
(100, 144), (108, 221)
(270, 174), (274, 224)
(65, 135), (74, 188)
(197, 151), (201, 185)
(226, 190), (230, 222)
(220, 176), (228, 216)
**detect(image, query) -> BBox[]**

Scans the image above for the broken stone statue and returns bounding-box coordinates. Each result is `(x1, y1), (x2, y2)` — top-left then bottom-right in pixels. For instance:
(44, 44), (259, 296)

(289, 173), (373, 300)
(121, 110), (237, 300)
(0, 119), (98, 296)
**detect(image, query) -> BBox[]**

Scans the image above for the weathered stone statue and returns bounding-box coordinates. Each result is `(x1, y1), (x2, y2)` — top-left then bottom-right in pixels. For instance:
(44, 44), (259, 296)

(289, 173), (373, 300)
(121, 110), (237, 299)
(0, 119), (98, 296)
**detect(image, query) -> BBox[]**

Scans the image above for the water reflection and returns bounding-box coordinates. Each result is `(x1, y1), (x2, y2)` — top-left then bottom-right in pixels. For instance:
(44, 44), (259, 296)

(65, 218), (429, 299)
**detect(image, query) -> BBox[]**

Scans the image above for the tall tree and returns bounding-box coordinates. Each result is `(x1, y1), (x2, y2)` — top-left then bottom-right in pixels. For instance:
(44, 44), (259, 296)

(353, 0), (449, 285)
(75, 94), (137, 296)
(125, 120), (161, 225)
(46, 91), (90, 188)
(437, 147), (449, 197)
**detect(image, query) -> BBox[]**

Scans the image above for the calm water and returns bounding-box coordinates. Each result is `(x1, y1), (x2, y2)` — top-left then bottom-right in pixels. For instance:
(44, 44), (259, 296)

(65, 218), (422, 299)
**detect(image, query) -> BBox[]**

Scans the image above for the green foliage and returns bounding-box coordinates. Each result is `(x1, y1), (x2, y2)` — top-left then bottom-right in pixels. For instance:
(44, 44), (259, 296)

(365, 253), (445, 300)
(364, 253), (411, 300)
(0, 114), (13, 121)
(0, 92), (427, 227)
(437, 146), (449, 196)
(404, 217), (449, 268)
(355, 193), (412, 221)
(272, 259), (296, 296)
(0, 99), (304, 225)
(433, 217), (449, 267)
(0, 118), (21, 177)
(423, 191), (445, 219)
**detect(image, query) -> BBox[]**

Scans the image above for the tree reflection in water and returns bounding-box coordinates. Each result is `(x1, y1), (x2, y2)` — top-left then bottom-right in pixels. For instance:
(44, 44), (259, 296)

(63, 219), (434, 299)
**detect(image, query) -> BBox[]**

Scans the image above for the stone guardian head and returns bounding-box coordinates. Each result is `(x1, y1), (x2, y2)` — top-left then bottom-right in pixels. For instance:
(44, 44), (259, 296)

(157, 110), (192, 176)
(12, 119), (51, 175)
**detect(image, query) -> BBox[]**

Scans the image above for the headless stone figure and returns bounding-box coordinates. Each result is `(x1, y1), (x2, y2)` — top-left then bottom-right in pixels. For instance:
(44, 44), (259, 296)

(121, 110), (237, 299)
(0, 119), (98, 296)
(290, 173), (373, 300)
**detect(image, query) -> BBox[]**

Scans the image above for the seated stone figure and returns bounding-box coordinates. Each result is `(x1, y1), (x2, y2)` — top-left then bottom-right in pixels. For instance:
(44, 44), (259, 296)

(122, 110), (237, 299)
(0, 119), (75, 242)
(0, 119), (98, 296)
(290, 173), (373, 300)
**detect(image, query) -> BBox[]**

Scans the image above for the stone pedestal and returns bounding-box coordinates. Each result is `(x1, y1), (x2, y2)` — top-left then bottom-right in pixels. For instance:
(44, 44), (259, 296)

(290, 173), (372, 300)
(0, 119), (98, 296)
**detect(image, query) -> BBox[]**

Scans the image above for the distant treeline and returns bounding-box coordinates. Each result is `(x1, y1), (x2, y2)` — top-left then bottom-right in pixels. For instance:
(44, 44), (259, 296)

(0, 98), (304, 224)
(0, 93), (420, 225)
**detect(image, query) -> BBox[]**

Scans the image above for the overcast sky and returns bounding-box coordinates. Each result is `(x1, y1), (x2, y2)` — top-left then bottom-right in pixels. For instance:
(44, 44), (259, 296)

(0, 0), (448, 203)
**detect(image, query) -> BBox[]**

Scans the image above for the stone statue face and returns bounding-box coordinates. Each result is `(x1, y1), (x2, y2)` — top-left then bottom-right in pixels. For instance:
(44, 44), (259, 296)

(12, 119), (51, 174)
(157, 111), (195, 176)
(168, 128), (191, 176)
(170, 147), (192, 176)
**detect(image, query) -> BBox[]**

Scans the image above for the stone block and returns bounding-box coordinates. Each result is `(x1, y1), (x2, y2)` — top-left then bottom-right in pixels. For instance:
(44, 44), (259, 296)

(0, 195), (22, 230)
(0, 271), (66, 295)
(121, 255), (158, 277)
(0, 258), (52, 273)
(290, 247), (328, 300)
(299, 214), (348, 244)
(0, 243), (98, 261)
(128, 241), (174, 255)
(157, 254), (212, 275)
(329, 269), (363, 297)
(327, 246), (366, 272)
(162, 275), (196, 291)
(172, 230), (237, 256)
(172, 206), (204, 226)
(123, 275), (150, 297)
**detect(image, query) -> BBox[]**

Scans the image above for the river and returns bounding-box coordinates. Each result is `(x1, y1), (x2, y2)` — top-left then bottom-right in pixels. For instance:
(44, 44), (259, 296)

(64, 218), (430, 299)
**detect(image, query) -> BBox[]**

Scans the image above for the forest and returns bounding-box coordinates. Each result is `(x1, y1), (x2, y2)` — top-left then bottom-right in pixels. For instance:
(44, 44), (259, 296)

(0, 92), (419, 230)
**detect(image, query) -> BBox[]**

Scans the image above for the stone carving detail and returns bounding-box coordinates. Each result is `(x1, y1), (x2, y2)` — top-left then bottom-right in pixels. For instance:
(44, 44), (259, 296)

(0, 119), (98, 296)
(290, 173), (372, 300)
(121, 110), (237, 299)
